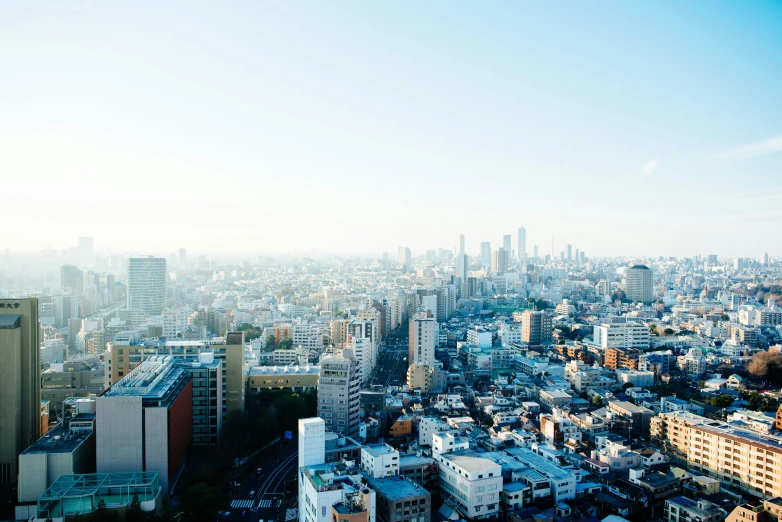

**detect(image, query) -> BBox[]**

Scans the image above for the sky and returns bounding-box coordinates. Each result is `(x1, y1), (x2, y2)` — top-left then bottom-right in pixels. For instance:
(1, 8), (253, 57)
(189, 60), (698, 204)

(1, 1), (781, 258)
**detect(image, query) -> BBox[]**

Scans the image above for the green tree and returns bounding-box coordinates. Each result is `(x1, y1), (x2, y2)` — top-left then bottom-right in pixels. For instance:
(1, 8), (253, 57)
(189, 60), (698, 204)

(127, 493), (144, 522)
(181, 482), (223, 522)
(94, 499), (107, 521)
(663, 328), (675, 335)
(592, 396), (603, 407)
(265, 334), (277, 350)
(278, 338), (294, 350)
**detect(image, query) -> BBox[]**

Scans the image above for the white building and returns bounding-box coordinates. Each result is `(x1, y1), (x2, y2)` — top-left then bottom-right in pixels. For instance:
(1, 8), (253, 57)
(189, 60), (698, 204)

(434, 452), (503, 519)
(418, 417), (451, 446)
(162, 308), (189, 338)
(409, 311), (437, 366)
(615, 369), (654, 387)
(433, 432), (470, 456)
(467, 327), (493, 348)
(593, 320), (651, 350)
(361, 443), (399, 478)
(127, 256), (167, 315)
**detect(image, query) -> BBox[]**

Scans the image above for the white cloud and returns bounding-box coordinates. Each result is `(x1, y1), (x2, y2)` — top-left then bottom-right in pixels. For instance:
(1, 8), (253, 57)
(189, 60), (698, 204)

(718, 136), (782, 159)
(641, 159), (658, 176)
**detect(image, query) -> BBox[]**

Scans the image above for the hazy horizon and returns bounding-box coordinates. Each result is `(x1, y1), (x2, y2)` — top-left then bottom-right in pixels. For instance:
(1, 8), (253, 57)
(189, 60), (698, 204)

(2, 2), (781, 258)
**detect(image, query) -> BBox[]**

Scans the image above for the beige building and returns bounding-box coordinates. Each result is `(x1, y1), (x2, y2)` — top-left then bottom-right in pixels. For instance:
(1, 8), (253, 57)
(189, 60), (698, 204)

(0, 298), (41, 485)
(625, 265), (652, 303)
(651, 410), (782, 498)
(106, 332), (245, 423)
(521, 310), (552, 345)
(248, 365), (319, 392)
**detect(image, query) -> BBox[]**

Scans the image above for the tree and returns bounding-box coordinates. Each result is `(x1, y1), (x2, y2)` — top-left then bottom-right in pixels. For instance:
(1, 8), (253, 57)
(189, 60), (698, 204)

(127, 493), (144, 522)
(649, 324), (658, 335)
(592, 396), (603, 408)
(94, 499), (107, 521)
(663, 328), (675, 335)
(181, 482), (223, 522)
(747, 351), (782, 379)
(265, 334), (277, 350)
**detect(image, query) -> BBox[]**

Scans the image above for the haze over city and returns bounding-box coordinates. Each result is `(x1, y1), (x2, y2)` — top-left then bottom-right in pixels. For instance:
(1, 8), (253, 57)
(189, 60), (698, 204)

(2, 2), (781, 257)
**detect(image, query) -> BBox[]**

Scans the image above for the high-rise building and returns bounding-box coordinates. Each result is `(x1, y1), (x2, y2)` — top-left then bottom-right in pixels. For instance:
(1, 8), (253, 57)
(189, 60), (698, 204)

(459, 234), (465, 255)
(480, 242), (491, 267)
(127, 256), (167, 315)
(317, 349), (361, 437)
(409, 310), (436, 366)
(517, 227), (526, 260)
(533, 244), (539, 258)
(455, 253), (468, 282)
(60, 265), (84, 296)
(503, 235), (512, 259)
(397, 246), (412, 267)
(566, 244), (572, 261)
(178, 248), (186, 266)
(491, 248), (509, 274)
(625, 265), (653, 304)
(0, 298), (41, 484)
(521, 309), (552, 345)
(96, 357), (192, 493)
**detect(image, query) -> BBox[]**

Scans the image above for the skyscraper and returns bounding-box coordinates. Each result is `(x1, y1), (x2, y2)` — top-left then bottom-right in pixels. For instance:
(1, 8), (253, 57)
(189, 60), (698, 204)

(567, 244), (572, 261)
(0, 298), (40, 484)
(397, 246), (412, 267)
(127, 256), (167, 315)
(455, 253), (468, 282)
(178, 248), (187, 266)
(626, 265), (653, 304)
(317, 349), (361, 437)
(517, 227), (526, 260)
(533, 244), (539, 258)
(521, 309), (552, 345)
(60, 265), (83, 296)
(480, 242), (491, 267)
(503, 235), (512, 259)
(409, 310), (436, 366)
(491, 248), (509, 274)
(459, 234), (465, 255)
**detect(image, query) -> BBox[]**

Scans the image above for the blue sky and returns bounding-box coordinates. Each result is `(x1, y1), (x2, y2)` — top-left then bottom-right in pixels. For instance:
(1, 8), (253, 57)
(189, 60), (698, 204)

(1, 1), (780, 257)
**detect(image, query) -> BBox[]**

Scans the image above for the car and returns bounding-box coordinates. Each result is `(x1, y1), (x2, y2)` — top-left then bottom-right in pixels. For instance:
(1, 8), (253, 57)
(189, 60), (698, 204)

(249, 490), (255, 497)
(241, 510), (247, 518)
(256, 467), (262, 474)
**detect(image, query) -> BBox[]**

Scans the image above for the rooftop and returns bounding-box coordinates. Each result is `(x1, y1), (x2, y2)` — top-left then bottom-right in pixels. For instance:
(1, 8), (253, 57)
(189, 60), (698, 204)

(363, 443), (396, 457)
(22, 421), (93, 455)
(363, 474), (429, 501)
(103, 356), (187, 400)
(249, 364), (319, 376)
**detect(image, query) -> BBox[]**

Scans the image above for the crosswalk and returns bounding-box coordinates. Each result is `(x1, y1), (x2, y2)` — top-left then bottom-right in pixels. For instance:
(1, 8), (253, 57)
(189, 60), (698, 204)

(230, 499), (282, 509)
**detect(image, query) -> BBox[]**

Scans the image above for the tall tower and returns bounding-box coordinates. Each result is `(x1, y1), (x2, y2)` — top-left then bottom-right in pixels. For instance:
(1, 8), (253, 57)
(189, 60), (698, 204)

(480, 242), (491, 268)
(409, 310), (436, 366)
(517, 227), (526, 261)
(459, 234), (465, 256)
(127, 256), (167, 315)
(492, 248), (509, 274)
(0, 298), (40, 484)
(317, 350), (360, 437)
(626, 265), (653, 304)
(503, 235), (512, 259)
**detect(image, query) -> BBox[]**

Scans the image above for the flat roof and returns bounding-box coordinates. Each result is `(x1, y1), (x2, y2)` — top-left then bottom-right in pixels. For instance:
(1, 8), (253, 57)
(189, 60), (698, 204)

(363, 474), (430, 501)
(249, 365), (319, 376)
(363, 444), (396, 457)
(23, 422), (92, 455)
(442, 453), (501, 473)
(104, 357), (186, 399)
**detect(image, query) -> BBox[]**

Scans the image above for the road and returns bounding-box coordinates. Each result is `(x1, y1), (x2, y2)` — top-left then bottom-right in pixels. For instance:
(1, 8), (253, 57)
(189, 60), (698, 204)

(223, 442), (298, 522)
(373, 343), (409, 387)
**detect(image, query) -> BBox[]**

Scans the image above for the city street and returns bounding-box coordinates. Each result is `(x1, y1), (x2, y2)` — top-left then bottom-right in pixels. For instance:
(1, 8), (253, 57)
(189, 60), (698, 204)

(374, 343), (409, 387)
(223, 442), (298, 522)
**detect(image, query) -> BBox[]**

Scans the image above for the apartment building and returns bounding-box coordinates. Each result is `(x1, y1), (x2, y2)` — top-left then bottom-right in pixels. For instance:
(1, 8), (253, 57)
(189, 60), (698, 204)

(409, 311), (437, 366)
(363, 474), (431, 522)
(521, 310), (552, 345)
(318, 349), (361, 437)
(434, 451), (503, 520)
(603, 347), (641, 370)
(665, 496), (727, 522)
(540, 408), (582, 448)
(248, 364), (319, 392)
(594, 320), (650, 351)
(651, 410), (782, 498)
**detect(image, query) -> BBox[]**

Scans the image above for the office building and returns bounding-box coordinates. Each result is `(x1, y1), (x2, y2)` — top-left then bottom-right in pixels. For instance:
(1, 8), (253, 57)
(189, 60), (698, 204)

(503, 235), (512, 259)
(41, 361), (104, 414)
(455, 253), (468, 282)
(433, 450), (503, 519)
(15, 398), (97, 520)
(179, 354), (223, 447)
(398, 247), (412, 267)
(409, 310), (437, 366)
(480, 242), (491, 268)
(364, 474), (431, 522)
(60, 265), (84, 296)
(0, 298), (41, 485)
(626, 265), (653, 304)
(106, 332), (244, 425)
(521, 310), (552, 345)
(652, 410), (782, 498)
(127, 256), (168, 315)
(248, 364), (319, 392)
(97, 357), (192, 493)
(594, 320), (651, 351)
(491, 248), (509, 274)
(318, 349), (361, 437)
(459, 234), (465, 255)
(517, 227), (526, 260)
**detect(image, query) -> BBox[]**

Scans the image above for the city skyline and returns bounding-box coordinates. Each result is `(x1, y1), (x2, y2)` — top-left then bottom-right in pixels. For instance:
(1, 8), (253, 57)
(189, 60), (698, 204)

(1, 2), (781, 257)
